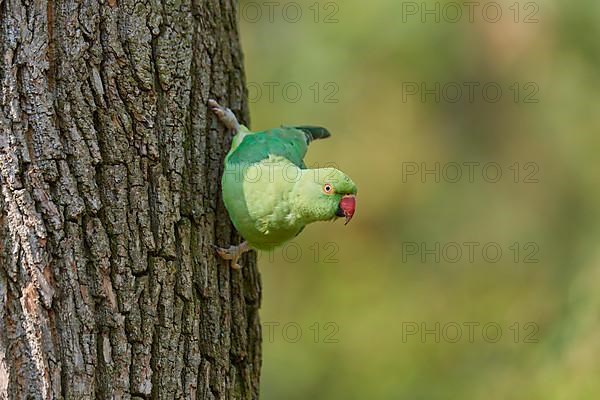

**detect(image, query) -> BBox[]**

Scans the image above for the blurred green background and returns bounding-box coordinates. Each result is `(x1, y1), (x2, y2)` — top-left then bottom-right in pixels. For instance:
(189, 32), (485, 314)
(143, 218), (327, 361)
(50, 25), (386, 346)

(239, 0), (599, 398)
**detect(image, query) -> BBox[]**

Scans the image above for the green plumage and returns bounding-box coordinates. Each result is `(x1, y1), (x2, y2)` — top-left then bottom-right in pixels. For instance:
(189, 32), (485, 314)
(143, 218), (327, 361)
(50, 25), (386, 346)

(226, 126), (330, 168)
(222, 125), (357, 250)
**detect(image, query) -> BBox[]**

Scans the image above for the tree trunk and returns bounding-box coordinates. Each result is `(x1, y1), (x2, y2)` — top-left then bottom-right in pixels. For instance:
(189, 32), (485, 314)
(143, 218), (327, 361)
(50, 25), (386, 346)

(0, 0), (261, 398)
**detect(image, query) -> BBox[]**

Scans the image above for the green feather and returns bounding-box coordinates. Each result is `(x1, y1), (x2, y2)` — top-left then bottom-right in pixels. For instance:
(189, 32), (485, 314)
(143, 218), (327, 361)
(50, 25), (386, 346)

(226, 126), (330, 168)
(221, 125), (356, 250)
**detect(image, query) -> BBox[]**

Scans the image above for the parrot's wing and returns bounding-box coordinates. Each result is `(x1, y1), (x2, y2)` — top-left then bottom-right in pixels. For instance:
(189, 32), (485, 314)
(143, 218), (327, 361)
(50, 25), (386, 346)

(226, 126), (331, 168)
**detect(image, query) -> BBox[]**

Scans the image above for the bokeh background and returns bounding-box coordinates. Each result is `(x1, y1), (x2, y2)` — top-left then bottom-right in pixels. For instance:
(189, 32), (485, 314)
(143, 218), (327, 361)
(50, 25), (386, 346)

(239, 0), (599, 398)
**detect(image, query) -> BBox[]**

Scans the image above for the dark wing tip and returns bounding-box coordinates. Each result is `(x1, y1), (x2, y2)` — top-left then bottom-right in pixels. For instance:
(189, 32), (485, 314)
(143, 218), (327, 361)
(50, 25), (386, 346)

(293, 126), (332, 143)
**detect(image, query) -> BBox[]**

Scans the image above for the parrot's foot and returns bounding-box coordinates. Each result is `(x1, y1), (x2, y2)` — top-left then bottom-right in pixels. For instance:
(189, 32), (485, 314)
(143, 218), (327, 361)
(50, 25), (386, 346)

(208, 99), (240, 132)
(212, 241), (250, 270)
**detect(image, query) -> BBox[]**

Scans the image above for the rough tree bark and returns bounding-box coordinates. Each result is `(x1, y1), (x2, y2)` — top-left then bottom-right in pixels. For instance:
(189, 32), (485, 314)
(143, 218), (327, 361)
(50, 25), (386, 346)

(0, 0), (261, 398)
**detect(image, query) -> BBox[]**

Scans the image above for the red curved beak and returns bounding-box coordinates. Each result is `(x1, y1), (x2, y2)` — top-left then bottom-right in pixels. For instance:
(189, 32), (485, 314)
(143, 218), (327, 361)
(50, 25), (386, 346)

(339, 195), (356, 225)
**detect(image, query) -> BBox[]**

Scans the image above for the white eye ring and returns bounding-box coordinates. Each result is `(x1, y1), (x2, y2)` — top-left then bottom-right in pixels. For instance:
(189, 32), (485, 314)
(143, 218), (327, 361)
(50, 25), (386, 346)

(323, 183), (334, 194)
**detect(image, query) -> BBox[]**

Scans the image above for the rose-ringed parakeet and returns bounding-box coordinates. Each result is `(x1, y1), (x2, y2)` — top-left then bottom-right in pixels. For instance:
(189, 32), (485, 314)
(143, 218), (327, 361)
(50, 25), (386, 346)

(209, 100), (357, 269)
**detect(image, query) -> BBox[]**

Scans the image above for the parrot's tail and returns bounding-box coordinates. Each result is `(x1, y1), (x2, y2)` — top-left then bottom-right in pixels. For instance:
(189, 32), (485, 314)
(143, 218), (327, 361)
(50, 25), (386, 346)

(293, 126), (332, 143)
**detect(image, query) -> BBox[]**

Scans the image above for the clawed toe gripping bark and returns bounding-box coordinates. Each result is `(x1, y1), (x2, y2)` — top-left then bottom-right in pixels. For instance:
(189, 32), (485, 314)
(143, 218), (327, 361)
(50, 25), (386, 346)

(212, 241), (251, 270)
(209, 99), (241, 132)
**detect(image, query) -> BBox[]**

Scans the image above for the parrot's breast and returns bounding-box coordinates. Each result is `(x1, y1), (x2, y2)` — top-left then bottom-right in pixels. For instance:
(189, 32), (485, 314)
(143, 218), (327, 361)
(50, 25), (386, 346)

(222, 157), (304, 250)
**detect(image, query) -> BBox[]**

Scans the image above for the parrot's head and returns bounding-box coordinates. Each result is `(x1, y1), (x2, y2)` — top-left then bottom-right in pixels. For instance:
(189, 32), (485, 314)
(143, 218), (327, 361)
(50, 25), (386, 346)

(294, 168), (357, 225)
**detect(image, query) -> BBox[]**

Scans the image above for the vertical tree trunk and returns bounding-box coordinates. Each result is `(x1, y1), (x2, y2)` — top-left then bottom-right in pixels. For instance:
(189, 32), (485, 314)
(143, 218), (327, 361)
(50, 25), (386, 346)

(0, 0), (261, 398)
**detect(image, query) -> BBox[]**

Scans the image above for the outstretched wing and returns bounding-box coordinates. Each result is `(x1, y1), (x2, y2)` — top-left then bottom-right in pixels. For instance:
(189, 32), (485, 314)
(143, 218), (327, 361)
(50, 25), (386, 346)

(227, 126), (331, 168)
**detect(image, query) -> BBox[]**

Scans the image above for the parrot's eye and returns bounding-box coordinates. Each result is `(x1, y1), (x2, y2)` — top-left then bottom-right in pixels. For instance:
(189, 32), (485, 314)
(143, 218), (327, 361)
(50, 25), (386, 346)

(323, 183), (334, 194)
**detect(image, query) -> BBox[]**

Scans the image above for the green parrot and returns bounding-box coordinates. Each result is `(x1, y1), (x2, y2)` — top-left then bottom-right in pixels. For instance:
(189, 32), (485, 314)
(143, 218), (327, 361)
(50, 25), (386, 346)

(209, 99), (357, 269)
